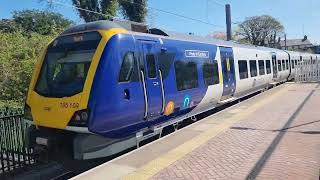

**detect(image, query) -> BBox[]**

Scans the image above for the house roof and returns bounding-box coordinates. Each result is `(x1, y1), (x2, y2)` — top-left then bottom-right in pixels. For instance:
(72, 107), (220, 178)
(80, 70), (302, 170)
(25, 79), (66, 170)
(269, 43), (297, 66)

(280, 39), (313, 47)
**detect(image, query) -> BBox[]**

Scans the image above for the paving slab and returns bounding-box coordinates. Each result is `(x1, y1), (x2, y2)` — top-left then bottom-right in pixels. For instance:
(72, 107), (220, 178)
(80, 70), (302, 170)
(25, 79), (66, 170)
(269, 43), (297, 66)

(72, 83), (320, 180)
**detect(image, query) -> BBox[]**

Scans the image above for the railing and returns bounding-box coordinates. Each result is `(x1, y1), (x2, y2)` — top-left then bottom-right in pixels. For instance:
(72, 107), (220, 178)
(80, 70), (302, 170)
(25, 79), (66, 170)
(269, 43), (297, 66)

(0, 107), (23, 118)
(295, 59), (320, 82)
(0, 109), (37, 177)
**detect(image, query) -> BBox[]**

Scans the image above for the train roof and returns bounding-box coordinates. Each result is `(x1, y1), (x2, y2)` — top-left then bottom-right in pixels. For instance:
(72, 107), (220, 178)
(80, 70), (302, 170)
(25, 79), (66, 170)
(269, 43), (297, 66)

(61, 20), (123, 35)
(133, 29), (286, 54)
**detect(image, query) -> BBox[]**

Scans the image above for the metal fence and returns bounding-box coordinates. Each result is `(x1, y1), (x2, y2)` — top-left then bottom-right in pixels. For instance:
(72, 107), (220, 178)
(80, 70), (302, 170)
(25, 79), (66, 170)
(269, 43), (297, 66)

(295, 59), (320, 82)
(0, 107), (23, 118)
(0, 109), (37, 177)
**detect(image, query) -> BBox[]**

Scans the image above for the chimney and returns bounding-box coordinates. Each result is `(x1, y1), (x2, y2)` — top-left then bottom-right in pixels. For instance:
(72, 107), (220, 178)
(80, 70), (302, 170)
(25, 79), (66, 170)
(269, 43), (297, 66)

(302, 35), (307, 41)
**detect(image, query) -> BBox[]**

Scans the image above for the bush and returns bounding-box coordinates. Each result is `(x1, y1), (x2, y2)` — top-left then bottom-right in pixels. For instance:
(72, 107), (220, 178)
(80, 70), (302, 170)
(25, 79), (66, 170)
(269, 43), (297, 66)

(0, 31), (55, 104)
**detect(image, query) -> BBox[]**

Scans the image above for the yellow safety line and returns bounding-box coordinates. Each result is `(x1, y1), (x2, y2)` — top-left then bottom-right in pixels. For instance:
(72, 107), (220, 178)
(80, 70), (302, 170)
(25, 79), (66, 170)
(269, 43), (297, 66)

(122, 86), (288, 180)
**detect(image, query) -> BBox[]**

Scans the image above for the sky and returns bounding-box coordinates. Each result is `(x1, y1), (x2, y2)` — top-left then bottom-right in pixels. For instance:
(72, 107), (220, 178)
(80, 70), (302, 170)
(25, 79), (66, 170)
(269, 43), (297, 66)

(1, 0), (320, 44)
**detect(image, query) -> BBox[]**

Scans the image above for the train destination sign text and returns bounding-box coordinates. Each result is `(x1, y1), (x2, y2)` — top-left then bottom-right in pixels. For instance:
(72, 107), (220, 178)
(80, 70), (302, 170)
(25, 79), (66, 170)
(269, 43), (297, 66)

(185, 50), (209, 58)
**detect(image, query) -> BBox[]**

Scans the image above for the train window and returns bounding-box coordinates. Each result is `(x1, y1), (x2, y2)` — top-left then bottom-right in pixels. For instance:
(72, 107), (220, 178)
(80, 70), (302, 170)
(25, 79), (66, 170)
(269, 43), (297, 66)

(249, 60), (257, 77)
(238, 60), (248, 79)
(295, 60), (298, 65)
(285, 60), (289, 70)
(203, 61), (219, 86)
(258, 60), (265, 75)
(175, 61), (198, 91)
(278, 60), (282, 71)
(266, 60), (271, 74)
(158, 52), (175, 79)
(119, 52), (138, 82)
(146, 54), (157, 78)
(291, 60), (295, 69)
(282, 60), (285, 70)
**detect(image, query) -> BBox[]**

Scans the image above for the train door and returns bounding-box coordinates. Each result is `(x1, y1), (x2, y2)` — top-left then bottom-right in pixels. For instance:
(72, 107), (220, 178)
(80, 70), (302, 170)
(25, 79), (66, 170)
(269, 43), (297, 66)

(272, 53), (278, 78)
(219, 47), (236, 100)
(138, 40), (163, 120)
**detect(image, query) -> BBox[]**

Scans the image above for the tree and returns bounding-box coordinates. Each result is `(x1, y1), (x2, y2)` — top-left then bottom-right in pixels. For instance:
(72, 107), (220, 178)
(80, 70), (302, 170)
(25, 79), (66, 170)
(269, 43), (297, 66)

(236, 15), (284, 46)
(0, 19), (21, 33)
(71, 0), (118, 22)
(0, 31), (54, 104)
(11, 10), (73, 35)
(118, 0), (147, 22)
(0, 10), (73, 107)
(65, 0), (147, 22)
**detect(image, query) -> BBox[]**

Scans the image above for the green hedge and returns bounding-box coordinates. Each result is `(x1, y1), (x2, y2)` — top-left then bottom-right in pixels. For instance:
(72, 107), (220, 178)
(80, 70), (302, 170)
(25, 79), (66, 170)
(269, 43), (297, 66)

(0, 31), (54, 105)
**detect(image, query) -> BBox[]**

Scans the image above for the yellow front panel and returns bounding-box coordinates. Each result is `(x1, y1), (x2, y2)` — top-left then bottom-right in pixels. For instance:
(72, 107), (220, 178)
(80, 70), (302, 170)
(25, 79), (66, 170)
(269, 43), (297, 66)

(29, 92), (82, 129)
(26, 28), (128, 129)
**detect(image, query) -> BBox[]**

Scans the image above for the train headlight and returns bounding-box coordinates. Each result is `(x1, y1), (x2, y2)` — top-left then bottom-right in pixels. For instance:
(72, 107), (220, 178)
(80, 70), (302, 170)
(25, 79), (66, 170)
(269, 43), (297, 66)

(23, 104), (33, 121)
(69, 109), (89, 127)
(75, 114), (81, 121)
(81, 112), (88, 121)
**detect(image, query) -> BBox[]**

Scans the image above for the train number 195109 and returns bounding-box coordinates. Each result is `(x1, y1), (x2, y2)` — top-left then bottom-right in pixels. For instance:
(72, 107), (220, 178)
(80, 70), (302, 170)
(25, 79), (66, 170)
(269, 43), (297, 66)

(60, 102), (79, 109)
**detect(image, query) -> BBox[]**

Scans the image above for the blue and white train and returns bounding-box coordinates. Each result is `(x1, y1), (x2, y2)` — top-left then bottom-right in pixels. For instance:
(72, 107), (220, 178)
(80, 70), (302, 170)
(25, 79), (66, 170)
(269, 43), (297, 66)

(24, 20), (319, 159)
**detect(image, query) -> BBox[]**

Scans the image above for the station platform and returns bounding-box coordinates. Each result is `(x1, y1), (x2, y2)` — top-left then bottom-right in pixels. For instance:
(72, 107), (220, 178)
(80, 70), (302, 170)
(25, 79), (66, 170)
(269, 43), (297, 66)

(72, 83), (320, 180)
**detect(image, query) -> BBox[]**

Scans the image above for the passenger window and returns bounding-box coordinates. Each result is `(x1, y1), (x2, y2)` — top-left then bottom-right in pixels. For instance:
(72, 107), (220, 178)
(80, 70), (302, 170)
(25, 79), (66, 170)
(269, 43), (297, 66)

(146, 54), (156, 78)
(119, 52), (137, 82)
(158, 52), (175, 79)
(266, 60), (271, 74)
(238, 60), (248, 79)
(286, 60), (289, 70)
(282, 60), (285, 70)
(249, 60), (257, 77)
(258, 60), (265, 75)
(175, 61), (198, 91)
(292, 60), (295, 69)
(278, 60), (282, 71)
(203, 61), (219, 86)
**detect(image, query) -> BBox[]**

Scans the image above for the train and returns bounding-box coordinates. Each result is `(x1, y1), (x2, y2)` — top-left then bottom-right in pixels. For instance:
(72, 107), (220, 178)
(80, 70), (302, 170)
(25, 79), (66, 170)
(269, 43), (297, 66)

(23, 20), (319, 160)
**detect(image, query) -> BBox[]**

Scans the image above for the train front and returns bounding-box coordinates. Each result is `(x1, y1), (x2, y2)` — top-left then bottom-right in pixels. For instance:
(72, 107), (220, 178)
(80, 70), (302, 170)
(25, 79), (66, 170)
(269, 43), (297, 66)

(24, 22), (127, 160)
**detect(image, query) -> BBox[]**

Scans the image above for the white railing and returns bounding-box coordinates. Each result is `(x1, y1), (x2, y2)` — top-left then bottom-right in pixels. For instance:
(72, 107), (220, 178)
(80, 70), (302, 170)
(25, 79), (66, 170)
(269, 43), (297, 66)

(295, 59), (320, 82)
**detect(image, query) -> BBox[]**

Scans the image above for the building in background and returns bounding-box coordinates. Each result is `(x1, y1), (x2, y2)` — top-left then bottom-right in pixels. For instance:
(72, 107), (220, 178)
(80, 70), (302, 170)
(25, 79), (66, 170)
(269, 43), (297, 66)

(280, 35), (315, 52)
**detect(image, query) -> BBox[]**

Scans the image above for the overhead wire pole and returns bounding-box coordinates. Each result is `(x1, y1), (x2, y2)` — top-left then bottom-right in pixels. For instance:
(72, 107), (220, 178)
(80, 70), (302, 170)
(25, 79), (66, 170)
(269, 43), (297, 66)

(225, 4), (232, 41)
(285, 33), (287, 50)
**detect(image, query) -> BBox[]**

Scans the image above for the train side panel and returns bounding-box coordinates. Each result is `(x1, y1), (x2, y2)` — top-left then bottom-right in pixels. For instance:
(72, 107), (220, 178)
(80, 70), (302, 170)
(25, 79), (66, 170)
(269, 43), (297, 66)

(233, 47), (272, 97)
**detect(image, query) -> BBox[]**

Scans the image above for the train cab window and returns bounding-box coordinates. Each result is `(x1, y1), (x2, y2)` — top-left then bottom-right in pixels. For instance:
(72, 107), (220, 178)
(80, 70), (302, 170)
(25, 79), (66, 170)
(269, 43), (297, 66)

(203, 61), (219, 86)
(285, 60), (289, 70)
(278, 60), (282, 71)
(266, 60), (271, 74)
(258, 60), (265, 75)
(238, 60), (248, 79)
(119, 52), (138, 82)
(282, 60), (285, 70)
(249, 60), (257, 77)
(146, 54), (157, 78)
(175, 61), (198, 91)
